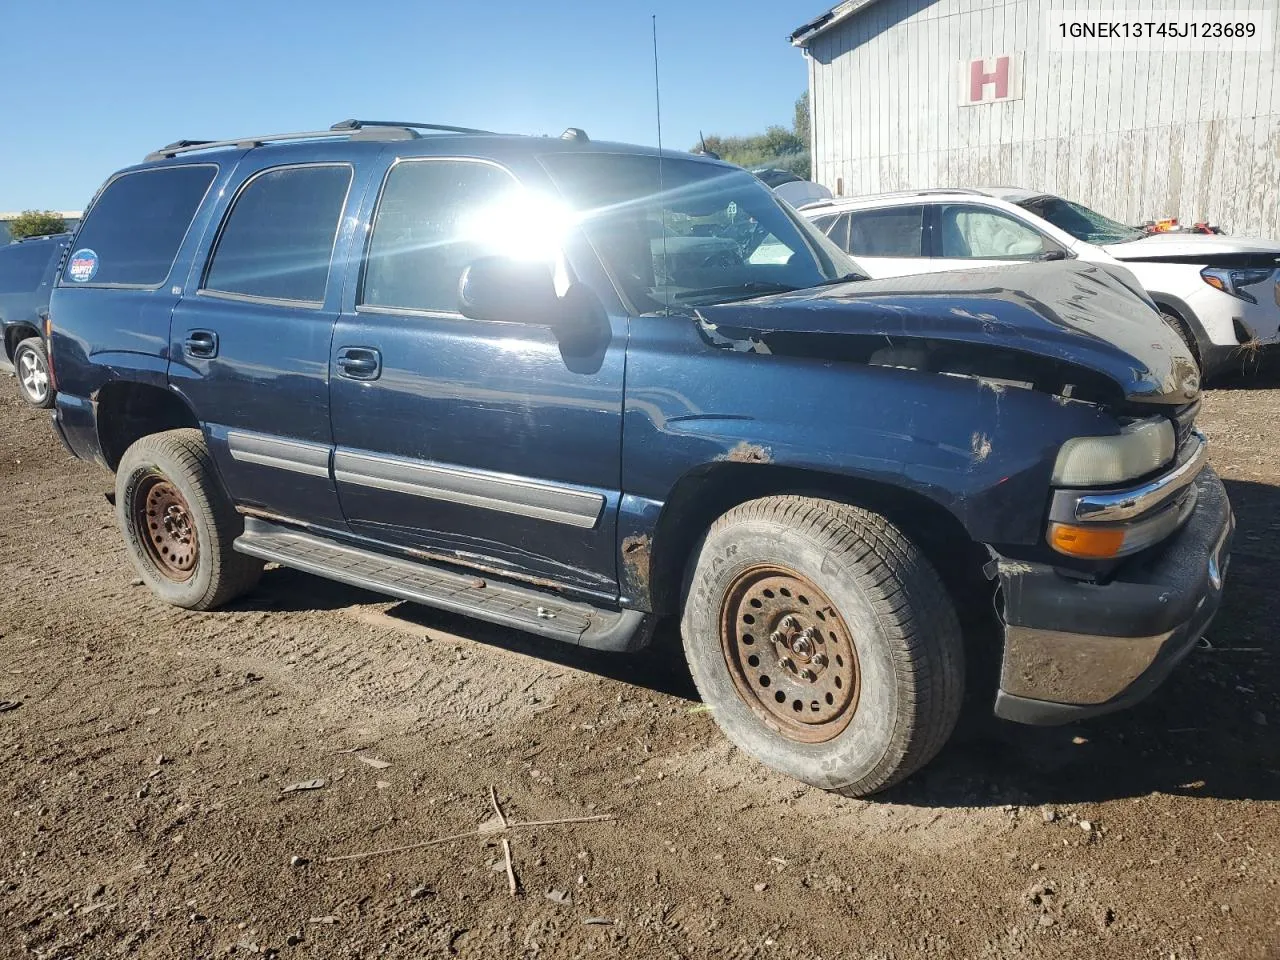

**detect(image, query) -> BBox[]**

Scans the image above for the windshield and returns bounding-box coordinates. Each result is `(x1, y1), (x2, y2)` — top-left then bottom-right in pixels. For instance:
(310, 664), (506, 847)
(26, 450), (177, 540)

(1020, 196), (1146, 245)
(540, 153), (863, 313)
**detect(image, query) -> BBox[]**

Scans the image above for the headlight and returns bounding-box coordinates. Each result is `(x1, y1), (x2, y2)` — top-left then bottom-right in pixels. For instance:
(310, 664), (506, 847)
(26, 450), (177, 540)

(1052, 417), (1175, 486)
(1201, 267), (1274, 304)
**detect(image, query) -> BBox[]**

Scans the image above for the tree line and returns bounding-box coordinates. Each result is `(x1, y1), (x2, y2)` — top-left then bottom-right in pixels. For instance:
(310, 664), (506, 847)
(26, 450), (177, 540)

(692, 92), (812, 179)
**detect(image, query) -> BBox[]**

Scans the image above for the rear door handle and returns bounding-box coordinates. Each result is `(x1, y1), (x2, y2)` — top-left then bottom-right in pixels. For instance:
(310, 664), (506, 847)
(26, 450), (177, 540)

(336, 346), (382, 381)
(184, 329), (219, 359)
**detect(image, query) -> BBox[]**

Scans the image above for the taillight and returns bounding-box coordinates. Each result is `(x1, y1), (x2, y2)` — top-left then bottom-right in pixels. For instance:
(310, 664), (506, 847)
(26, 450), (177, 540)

(42, 315), (57, 392)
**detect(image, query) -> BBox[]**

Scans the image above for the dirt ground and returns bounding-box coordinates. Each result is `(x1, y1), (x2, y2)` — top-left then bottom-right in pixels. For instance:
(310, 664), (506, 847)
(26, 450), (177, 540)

(0, 373), (1277, 960)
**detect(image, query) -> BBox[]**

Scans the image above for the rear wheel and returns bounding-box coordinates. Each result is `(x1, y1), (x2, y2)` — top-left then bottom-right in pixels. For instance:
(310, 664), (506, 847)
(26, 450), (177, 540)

(681, 496), (965, 796)
(14, 337), (53, 409)
(116, 429), (262, 610)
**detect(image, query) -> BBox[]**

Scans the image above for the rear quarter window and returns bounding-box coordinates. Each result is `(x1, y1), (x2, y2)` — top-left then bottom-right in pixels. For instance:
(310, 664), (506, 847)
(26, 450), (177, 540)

(66, 165), (217, 287)
(0, 241), (58, 295)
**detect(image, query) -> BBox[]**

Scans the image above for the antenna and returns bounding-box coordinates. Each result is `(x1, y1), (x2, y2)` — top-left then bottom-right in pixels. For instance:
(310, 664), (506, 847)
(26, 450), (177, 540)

(653, 13), (670, 317)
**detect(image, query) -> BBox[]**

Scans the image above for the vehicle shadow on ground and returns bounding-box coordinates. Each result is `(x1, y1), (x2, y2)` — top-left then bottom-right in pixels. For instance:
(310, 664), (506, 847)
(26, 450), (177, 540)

(236, 480), (1277, 808)
(233, 565), (701, 700)
(385, 603), (700, 703)
(1211, 350), (1280, 390)
(888, 475), (1279, 808)
(225, 567), (391, 613)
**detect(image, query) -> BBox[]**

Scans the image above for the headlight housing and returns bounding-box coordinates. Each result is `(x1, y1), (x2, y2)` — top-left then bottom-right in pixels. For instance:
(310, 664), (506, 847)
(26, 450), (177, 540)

(1051, 417), (1176, 487)
(1201, 267), (1274, 304)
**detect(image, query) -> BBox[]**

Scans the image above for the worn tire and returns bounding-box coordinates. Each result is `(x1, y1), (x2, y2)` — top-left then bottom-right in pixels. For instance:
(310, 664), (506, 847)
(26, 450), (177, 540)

(115, 428), (262, 610)
(680, 496), (964, 796)
(14, 337), (54, 409)
(1159, 308), (1202, 372)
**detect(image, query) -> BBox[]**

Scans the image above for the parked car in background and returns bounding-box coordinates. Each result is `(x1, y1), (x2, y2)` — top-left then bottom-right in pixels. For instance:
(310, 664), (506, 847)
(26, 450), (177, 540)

(46, 120), (1227, 796)
(802, 189), (1280, 379)
(0, 232), (69, 408)
(753, 167), (834, 209)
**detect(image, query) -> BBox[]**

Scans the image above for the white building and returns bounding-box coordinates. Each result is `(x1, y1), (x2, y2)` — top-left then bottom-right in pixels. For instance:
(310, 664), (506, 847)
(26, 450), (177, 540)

(791, 0), (1280, 237)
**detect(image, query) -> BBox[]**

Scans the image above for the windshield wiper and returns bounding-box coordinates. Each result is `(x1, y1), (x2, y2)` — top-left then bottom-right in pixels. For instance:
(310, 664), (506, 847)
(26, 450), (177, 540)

(673, 281), (802, 304)
(806, 272), (868, 288)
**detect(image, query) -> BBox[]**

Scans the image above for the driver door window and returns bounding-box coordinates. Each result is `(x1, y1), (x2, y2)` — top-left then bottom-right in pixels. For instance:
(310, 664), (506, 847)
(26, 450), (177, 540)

(360, 159), (521, 315)
(936, 205), (1054, 261)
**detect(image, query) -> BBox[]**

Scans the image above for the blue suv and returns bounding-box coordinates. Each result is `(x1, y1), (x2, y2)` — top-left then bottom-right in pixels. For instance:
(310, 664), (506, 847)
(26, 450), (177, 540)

(46, 120), (1231, 795)
(0, 232), (70, 407)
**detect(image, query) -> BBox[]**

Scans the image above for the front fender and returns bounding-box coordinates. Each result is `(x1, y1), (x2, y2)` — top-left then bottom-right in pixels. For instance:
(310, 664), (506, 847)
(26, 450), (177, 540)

(624, 354), (1116, 548)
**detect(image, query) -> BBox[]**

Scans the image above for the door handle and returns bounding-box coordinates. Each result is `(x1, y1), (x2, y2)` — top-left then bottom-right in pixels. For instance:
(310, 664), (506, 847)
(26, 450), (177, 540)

(336, 347), (382, 381)
(184, 329), (219, 359)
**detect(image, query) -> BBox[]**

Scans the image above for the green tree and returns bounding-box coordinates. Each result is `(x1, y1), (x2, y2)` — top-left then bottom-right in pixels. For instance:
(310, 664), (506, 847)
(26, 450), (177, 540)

(794, 91), (811, 148)
(692, 92), (812, 179)
(6, 210), (67, 241)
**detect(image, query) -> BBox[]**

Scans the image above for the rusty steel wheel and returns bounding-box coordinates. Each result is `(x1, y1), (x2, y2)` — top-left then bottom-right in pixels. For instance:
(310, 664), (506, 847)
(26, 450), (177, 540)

(133, 474), (199, 582)
(719, 565), (860, 743)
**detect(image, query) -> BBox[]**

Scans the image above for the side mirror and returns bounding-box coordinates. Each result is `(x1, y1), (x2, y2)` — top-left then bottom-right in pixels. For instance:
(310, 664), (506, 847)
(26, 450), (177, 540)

(458, 256), (560, 325)
(1038, 249), (1069, 262)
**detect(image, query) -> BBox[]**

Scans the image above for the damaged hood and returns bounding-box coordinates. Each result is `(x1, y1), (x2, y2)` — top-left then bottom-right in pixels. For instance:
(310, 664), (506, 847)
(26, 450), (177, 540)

(696, 261), (1200, 404)
(1104, 232), (1280, 262)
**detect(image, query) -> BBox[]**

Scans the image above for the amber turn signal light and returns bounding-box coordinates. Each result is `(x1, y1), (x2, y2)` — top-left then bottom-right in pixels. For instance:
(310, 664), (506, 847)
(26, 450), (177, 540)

(1048, 522), (1126, 559)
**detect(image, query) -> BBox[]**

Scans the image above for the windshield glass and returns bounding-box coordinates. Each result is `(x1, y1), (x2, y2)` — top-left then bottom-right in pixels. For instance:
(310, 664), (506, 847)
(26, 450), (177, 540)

(1021, 196), (1145, 245)
(540, 153), (863, 313)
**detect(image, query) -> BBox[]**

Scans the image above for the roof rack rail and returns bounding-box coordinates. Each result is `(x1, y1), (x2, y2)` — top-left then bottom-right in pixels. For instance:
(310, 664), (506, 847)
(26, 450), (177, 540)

(330, 118), (495, 135)
(146, 128), (371, 162)
(912, 187), (986, 196)
(145, 118), (497, 162)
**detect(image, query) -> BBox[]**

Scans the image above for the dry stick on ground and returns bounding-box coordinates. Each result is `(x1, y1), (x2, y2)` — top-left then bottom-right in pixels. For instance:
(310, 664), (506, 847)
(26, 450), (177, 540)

(490, 786), (508, 829)
(322, 813), (617, 864)
(502, 838), (518, 896)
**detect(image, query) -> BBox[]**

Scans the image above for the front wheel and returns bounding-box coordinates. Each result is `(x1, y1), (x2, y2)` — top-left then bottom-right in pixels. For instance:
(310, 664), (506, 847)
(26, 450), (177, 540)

(1159, 308), (1202, 374)
(116, 429), (262, 610)
(14, 337), (54, 409)
(680, 496), (964, 796)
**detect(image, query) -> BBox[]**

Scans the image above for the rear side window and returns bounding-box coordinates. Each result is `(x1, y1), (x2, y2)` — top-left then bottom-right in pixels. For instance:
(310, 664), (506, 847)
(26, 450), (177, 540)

(203, 164), (352, 304)
(823, 214), (851, 250)
(809, 213), (837, 233)
(68, 165), (216, 287)
(361, 159), (520, 315)
(0, 242), (57, 295)
(846, 207), (925, 257)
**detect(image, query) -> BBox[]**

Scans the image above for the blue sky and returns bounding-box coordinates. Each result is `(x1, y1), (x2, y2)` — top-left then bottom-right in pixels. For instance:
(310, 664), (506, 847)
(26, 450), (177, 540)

(0, 0), (814, 211)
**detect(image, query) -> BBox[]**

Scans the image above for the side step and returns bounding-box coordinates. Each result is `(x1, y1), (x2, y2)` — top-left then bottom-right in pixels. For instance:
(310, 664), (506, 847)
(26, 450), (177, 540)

(233, 518), (652, 652)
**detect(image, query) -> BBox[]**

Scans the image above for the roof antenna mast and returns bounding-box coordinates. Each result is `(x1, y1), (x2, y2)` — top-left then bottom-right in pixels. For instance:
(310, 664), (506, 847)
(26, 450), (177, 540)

(652, 13), (670, 317)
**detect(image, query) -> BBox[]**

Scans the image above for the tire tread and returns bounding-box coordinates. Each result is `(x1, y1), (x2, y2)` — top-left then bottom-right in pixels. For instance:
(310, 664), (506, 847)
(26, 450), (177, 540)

(688, 495), (965, 795)
(117, 429), (261, 610)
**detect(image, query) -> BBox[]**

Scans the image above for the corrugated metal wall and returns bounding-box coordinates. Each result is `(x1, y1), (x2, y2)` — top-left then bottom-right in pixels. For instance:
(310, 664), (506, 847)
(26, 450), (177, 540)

(806, 0), (1280, 237)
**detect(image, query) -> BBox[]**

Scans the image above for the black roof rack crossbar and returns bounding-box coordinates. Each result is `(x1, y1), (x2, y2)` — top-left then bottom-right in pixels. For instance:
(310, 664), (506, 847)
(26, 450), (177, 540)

(330, 118), (495, 135)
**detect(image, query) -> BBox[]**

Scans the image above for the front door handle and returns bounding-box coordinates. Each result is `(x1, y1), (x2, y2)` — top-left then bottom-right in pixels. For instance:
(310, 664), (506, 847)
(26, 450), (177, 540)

(336, 346), (382, 381)
(184, 329), (219, 359)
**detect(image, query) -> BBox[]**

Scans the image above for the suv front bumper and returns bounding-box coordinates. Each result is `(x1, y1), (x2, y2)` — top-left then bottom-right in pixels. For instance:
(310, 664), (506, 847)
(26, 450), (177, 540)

(993, 468), (1232, 725)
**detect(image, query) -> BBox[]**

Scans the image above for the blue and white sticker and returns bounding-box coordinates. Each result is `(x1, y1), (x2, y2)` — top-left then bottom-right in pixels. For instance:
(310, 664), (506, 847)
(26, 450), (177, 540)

(67, 248), (99, 283)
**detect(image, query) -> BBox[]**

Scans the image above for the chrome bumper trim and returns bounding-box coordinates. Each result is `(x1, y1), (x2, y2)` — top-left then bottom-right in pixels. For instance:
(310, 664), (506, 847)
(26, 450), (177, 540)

(1052, 433), (1208, 524)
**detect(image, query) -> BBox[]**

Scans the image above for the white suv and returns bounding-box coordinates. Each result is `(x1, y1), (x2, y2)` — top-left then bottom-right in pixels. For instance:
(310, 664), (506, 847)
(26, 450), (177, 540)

(801, 188), (1280, 378)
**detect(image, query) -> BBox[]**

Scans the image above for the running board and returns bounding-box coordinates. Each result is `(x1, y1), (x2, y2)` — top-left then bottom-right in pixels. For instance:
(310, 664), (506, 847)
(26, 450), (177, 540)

(233, 518), (652, 652)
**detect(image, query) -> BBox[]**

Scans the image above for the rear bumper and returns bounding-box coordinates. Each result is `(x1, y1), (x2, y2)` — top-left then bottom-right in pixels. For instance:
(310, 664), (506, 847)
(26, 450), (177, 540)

(993, 468), (1232, 725)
